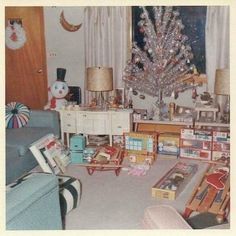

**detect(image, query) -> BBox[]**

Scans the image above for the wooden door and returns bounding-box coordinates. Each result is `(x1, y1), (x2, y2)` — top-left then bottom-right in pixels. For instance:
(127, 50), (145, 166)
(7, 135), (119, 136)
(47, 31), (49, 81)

(5, 7), (48, 109)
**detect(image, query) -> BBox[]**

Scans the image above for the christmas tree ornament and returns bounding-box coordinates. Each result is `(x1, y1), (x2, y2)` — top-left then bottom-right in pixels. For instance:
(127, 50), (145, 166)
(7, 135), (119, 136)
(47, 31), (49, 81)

(123, 6), (196, 105)
(139, 94), (145, 99)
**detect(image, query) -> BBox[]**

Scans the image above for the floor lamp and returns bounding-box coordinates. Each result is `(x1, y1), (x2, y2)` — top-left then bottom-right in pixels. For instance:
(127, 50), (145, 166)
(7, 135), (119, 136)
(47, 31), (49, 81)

(214, 68), (230, 123)
(86, 67), (113, 109)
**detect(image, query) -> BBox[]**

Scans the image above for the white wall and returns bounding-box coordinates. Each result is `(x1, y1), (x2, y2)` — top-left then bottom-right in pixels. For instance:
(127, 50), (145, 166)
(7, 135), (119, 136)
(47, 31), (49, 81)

(43, 6), (85, 101)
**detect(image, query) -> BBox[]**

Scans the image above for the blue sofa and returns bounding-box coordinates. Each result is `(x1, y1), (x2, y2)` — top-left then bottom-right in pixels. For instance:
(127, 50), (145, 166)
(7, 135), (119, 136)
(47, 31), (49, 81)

(6, 110), (63, 230)
(6, 173), (62, 230)
(6, 110), (60, 185)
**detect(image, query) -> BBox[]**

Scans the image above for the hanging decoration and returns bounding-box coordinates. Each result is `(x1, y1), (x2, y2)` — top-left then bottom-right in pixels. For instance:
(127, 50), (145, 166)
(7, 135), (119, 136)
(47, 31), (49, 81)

(5, 21), (26, 50)
(60, 11), (82, 32)
(123, 6), (196, 105)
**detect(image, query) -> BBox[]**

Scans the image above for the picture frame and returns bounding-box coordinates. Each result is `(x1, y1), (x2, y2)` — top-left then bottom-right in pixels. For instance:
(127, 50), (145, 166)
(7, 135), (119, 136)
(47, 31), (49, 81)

(29, 133), (71, 174)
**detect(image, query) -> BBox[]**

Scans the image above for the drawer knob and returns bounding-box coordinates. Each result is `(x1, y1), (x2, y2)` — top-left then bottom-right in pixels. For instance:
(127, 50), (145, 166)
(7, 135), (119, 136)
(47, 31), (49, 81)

(67, 124), (71, 127)
(117, 125), (122, 128)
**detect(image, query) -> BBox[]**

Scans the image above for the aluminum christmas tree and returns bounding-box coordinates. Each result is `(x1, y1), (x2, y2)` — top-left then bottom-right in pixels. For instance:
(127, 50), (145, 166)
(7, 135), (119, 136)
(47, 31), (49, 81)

(123, 6), (196, 104)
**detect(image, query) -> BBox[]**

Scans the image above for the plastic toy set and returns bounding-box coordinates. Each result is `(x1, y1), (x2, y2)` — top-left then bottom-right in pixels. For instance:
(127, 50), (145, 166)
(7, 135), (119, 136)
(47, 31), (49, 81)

(123, 132), (157, 165)
(70, 135), (96, 163)
(158, 133), (180, 156)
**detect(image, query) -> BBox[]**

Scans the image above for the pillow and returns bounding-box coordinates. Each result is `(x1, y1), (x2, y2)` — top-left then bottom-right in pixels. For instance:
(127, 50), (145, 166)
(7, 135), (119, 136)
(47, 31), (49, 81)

(5, 102), (30, 128)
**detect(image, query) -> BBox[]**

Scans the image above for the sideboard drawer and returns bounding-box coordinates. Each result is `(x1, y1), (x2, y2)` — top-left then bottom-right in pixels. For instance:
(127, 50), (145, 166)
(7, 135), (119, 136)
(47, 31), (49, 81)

(62, 118), (76, 133)
(111, 112), (131, 135)
(63, 111), (76, 119)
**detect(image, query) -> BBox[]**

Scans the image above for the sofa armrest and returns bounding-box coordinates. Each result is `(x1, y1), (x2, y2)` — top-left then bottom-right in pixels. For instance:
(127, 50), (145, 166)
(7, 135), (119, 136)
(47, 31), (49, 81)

(6, 173), (62, 230)
(26, 110), (60, 137)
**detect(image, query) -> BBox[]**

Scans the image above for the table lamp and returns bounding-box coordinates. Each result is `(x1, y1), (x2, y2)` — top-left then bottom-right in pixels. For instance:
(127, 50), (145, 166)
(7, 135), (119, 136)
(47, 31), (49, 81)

(214, 68), (230, 122)
(86, 67), (113, 109)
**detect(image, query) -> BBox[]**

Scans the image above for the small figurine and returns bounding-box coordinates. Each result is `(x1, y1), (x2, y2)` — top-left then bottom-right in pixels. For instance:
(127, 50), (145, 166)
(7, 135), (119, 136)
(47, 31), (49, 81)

(89, 98), (97, 107)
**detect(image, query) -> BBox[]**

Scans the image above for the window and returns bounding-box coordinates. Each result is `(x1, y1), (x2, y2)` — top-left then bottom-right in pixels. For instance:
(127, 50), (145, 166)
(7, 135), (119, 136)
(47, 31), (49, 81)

(132, 6), (207, 73)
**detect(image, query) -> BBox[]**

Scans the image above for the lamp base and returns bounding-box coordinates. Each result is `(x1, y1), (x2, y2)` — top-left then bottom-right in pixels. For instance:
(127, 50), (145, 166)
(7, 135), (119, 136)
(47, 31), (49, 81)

(97, 91), (108, 110)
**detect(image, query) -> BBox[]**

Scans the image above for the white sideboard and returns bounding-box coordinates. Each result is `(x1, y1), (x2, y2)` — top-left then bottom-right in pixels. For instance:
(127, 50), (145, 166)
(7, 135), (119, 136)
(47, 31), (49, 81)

(59, 108), (133, 146)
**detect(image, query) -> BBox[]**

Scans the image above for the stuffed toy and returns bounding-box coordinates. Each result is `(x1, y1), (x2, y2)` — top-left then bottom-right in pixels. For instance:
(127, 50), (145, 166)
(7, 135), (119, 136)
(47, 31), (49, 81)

(45, 68), (69, 110)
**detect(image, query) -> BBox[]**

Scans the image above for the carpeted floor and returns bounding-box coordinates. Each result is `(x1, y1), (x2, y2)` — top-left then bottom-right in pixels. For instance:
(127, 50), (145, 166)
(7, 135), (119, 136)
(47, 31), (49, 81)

(63, 157), (211, 230)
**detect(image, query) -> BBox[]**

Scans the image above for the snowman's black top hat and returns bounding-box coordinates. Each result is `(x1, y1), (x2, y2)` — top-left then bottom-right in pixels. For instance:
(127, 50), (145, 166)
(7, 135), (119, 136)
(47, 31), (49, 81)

(57, 68), (66, 81)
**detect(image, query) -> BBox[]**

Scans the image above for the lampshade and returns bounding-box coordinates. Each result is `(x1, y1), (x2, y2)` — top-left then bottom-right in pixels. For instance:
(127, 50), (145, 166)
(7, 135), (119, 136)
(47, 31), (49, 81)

(86, 67), (113, 92)
(214, 69), (230, 95)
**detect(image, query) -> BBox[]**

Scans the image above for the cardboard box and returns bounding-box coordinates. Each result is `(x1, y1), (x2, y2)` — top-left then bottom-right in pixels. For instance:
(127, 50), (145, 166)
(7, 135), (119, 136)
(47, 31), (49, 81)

(158, 133), (180, 155)
(127, 150), (157, 165)
(180, 148), (211, 160)
(180, 128), (212, 161)
(124, 132), (157, 165)
(212, 151), (230, 162)
(152, 162), (198, 200)
(181, 128), (212, 141)
(212, 130), (230, 163)
(213, 131), (230, 143)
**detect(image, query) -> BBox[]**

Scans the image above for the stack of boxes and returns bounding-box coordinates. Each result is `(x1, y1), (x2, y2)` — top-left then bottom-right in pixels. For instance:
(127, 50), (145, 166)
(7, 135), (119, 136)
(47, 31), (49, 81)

(180, 128), (212, 161)
(179, 128), (230, 163)
(212, 131), (230, 163)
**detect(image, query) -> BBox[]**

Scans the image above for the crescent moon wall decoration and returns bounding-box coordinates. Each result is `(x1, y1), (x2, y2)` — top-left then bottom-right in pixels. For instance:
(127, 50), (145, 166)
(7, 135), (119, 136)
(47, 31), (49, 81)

(60, 11), (82, 32)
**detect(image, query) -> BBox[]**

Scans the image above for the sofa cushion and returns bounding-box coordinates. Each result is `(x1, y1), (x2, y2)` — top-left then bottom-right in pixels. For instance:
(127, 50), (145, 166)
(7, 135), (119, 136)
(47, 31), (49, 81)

(6, 127), (56, 156)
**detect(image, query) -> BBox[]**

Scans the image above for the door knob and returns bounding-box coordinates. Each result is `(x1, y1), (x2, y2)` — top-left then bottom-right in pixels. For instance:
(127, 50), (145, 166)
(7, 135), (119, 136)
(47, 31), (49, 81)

(37, 69), (43, 73)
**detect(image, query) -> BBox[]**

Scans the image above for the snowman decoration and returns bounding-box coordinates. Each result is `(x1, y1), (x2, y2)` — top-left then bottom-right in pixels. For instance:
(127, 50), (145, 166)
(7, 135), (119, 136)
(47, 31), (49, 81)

(45, 68), (69, 110)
